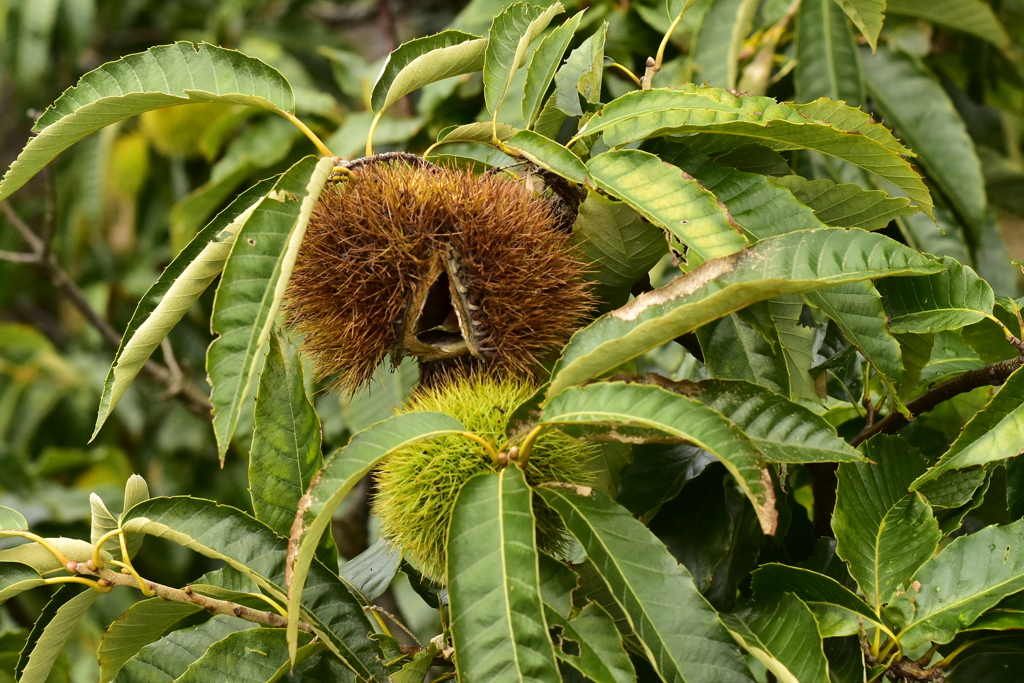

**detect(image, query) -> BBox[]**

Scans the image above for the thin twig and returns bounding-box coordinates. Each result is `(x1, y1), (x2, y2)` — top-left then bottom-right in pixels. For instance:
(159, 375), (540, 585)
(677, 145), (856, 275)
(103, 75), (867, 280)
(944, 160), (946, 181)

(68, 562), (316, 634)
(850, 355), (1024, 447)
(1, 201), (212, 419)
(0, 250), (38, 263)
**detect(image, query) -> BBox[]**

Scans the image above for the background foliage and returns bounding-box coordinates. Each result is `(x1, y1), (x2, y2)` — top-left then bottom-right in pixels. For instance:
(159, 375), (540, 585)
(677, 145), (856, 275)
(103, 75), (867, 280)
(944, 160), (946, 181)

(3, 0), (1024, 681)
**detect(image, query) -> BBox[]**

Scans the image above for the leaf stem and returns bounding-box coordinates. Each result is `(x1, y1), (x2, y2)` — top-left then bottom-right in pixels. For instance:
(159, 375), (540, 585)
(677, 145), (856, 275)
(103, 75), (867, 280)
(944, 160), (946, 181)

(42, 576), (113, 592)
(91, 528), (123, 569)
(280, 111), (335, 158)
(366, 110), (384, 157)
(460, 431), (500, 466)
(515, 425), (546, 466)
(642, 5), (688, 89)
(606, 62), (642, 88)
(5, 531), (73, 568)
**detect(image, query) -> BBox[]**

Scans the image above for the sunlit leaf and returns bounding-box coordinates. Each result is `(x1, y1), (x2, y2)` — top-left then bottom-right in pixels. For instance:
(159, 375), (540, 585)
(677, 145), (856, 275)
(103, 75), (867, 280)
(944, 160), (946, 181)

(19, 586), (101, 683)
(833, 0), (885, 51)
(523, 10), (585, 125)
(911, 365), (1024, 489)
(371, 30), (487, 114)
(587, 149), (748, 262)
(285, 412), (466, 662)
(876, 257), (995, 335)
(484, 2), (563, 118)
(207, 156), (333, 459)
(0, 42), (293, 202)
(92, 177), (277, 438)
(548, 228), (941, 398)
(539, 381), (776, 536)
(887, 517), (1024, 650)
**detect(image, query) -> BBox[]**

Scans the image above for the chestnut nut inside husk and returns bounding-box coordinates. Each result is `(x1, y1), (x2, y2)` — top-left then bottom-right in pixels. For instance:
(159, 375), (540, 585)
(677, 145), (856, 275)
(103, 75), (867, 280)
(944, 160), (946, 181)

(284, 154), (595, 392)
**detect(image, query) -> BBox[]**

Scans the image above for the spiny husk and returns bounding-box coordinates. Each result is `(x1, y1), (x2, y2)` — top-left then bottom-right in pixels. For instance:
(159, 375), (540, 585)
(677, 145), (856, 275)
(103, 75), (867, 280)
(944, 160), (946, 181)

(284, 160), (594, 392)
(372, 373), (595, 584)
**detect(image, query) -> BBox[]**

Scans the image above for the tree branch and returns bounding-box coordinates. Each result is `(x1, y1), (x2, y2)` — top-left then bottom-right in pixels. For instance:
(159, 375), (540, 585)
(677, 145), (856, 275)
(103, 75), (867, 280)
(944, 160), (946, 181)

(68, 561), (315, 633)
(1, 201), (212, 419)
(850, 354), (1024, 447)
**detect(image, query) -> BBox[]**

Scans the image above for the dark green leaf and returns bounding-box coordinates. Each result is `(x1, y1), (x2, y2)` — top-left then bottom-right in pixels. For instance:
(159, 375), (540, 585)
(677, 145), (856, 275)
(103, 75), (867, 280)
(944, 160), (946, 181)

(249, 331), (328, 552)
(120, 498), (386, 681)
(690, 379), (863, 464)
(112, 616), (254, 683)
(795, 0), (863, 106)
(834, 435), (939, 612)
(570, 189), (666, 310)
(862, 46), (985, 232)
(547, 602), (635, 683)
(803, 281), (903, 382)
(448, 466), (561, 682)
(175, 627), (316, 683)
(886, 0), (1010, 48)
(772, 175), (915, 231)
(698, 314), (790, 395)
(722, 593), (829, 683)
(751, 564), (888, 637)
(98, 599), (204, 682)
(539, 485), (754, 683)
(540, 381), (776, 534)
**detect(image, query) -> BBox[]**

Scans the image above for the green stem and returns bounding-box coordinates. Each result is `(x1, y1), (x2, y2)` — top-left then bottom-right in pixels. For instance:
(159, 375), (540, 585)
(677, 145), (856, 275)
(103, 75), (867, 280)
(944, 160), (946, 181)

(366, 110), (385, 157)
(92, 527), (123, 569)
(280, 111), (335, 158)
(642, 5), (689, 89)
(606, 62), (642, 88)
(42, 576), (112, 592)
(460, 431), (500, 466)
(6, 531), (73, 569)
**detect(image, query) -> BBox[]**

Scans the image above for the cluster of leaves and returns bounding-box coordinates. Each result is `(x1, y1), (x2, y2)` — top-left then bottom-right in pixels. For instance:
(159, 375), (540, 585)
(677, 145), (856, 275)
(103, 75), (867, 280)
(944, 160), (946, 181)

(3, 0), (1024, 682)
